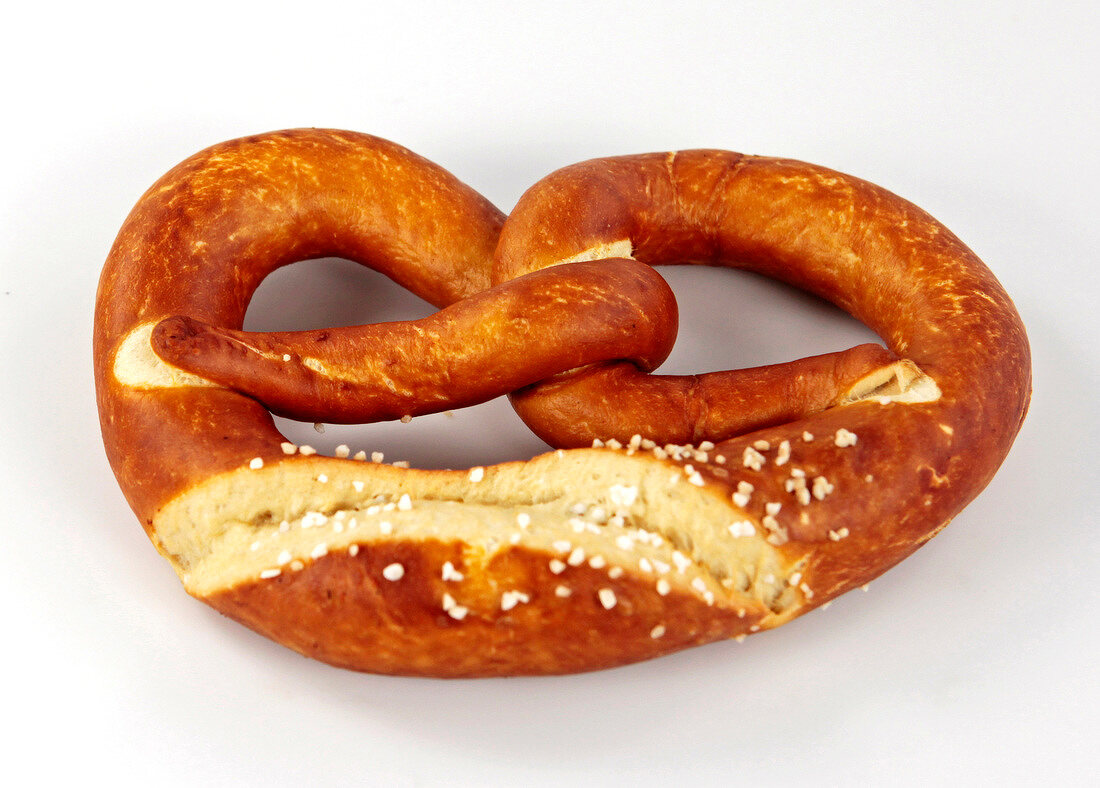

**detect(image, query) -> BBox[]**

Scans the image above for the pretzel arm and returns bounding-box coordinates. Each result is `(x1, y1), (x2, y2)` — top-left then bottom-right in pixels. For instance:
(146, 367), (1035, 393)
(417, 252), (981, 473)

(510, 343), (897, 447)
(152, 259), (677, 423)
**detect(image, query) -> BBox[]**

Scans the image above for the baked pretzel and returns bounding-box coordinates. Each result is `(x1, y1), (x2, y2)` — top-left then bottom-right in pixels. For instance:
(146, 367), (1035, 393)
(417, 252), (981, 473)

(96, 131), (1030, 677)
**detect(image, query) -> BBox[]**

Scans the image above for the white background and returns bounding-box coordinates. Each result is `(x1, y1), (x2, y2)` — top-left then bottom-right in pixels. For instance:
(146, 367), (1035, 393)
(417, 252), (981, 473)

(1, 1), (1096, 784)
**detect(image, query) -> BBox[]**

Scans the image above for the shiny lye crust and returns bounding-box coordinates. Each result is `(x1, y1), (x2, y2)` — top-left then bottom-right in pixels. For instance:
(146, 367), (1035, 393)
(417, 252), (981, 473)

(95, 130), (1030, 677)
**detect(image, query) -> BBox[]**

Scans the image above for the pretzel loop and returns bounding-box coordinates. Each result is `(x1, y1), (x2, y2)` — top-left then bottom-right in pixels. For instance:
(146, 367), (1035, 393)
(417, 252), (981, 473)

(494, 151), (926, 447)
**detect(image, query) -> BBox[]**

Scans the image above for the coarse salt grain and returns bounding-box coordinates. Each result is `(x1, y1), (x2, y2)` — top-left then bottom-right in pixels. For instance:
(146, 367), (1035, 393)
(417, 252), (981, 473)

(249, 457), (264, 470)
(812, 476), (835, 500)
(441, 593), (465, 618)
(598, 588), (617, 609)
(728, 520), (755, 538)
(500, 590), (530, 611)
(468, 466), (485, 482)
(763, 515), (788, 545)
(743, 447), (765, 471)
(609, 484), (639, 507)
(382, 563), (405, 581)
(835, 428), (858, 447)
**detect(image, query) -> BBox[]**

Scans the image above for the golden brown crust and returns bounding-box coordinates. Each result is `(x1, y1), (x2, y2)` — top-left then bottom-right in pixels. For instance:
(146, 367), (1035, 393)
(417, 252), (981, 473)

(95, 132), (1030, 677)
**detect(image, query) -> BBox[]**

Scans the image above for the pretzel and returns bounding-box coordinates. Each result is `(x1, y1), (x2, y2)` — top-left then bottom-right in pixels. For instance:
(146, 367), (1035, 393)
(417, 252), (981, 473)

(96, 131), (1030, 677)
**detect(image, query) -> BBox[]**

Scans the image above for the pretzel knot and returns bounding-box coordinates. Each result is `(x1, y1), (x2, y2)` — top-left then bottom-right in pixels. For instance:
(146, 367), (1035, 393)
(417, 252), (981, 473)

(95, 129), (1030, 677)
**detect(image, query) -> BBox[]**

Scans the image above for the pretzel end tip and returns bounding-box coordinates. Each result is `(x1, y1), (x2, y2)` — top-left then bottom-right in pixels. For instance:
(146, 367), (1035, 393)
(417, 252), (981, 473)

(151, 315), (248, 378)
(152, 314), (205, 347)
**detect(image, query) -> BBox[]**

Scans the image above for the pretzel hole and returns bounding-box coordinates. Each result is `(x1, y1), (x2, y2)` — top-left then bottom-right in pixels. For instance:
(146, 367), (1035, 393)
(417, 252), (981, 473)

(654, 265), (882, 374)
(244, 256), (434, 331)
